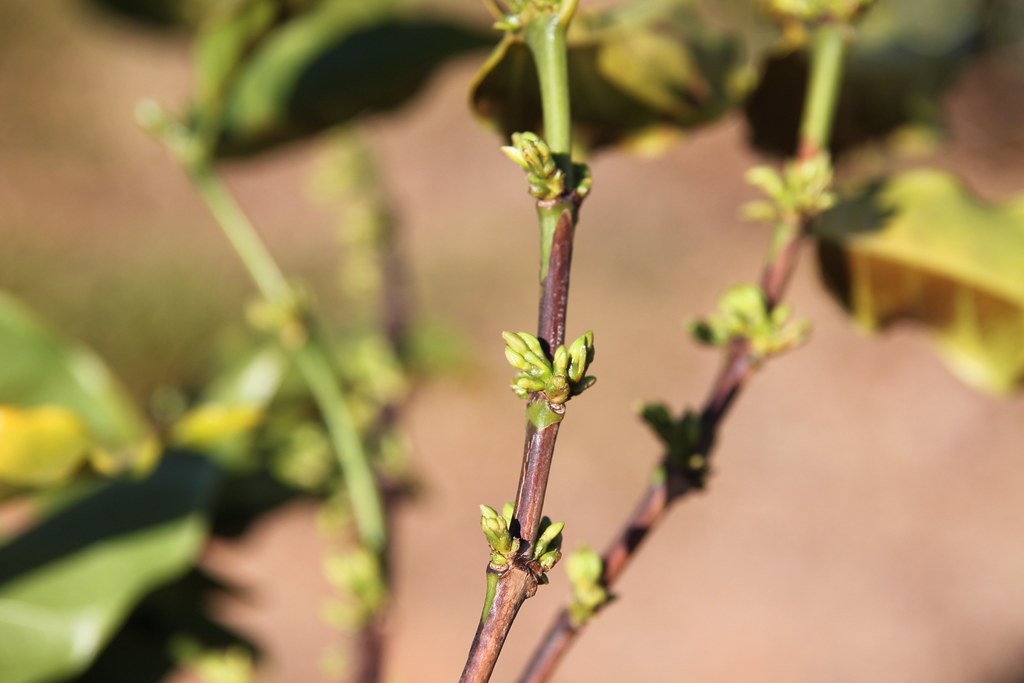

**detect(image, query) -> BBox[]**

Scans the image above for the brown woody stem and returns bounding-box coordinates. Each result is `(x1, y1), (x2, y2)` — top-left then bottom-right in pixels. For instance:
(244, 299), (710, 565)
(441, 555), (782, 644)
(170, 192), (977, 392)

(461, 194), (580, 682)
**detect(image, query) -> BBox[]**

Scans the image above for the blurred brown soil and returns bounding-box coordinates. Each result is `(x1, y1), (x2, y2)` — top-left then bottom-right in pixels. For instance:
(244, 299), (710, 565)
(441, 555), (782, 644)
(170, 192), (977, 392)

(2, 2), (1024, 682)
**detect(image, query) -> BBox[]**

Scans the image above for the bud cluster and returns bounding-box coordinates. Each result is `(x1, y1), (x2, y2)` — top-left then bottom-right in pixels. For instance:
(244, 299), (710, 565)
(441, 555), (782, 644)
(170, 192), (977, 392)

(479, 503), (564, 578)
(566, 545), (610, 626)
(690, 285), (810, 361)
(503, 330), (596, 404)
(501, 132), (566, 201)
(742, 152), (836, 227)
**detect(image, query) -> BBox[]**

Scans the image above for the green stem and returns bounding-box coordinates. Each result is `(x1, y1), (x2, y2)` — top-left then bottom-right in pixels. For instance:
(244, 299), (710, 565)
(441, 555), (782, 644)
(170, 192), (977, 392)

(536, 204), (562, 282)
(292, 344), (388, 552)
(189, 165), (291, 302)
(798, 23), (845, 159)
(525, 16), (573, 185)
(480, 571), (500, 624)
(188, 163), (388, 554)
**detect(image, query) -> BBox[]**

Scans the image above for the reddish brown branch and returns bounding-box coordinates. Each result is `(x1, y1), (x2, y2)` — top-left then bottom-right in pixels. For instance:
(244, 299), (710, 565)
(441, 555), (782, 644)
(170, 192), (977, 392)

(461, 563), (539, 683)
(460, 197), (581, 682)
(513, 413), (564, 549)
(537, 209), (575, 351)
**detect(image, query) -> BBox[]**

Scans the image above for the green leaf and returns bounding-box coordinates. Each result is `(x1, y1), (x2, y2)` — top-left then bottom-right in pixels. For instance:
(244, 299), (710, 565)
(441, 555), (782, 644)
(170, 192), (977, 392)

(0, 453), (219, 683)
(194, 2), (491, 156)
(816, 169), (1024, 394)
(74, 569), (254, 683)
(470, 0), (746, 155)
(0, 292), (154, 484)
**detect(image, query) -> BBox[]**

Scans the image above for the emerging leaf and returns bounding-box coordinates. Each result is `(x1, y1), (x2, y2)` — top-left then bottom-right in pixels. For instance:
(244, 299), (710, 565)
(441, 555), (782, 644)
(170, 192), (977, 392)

(816, 169), (1024, 394)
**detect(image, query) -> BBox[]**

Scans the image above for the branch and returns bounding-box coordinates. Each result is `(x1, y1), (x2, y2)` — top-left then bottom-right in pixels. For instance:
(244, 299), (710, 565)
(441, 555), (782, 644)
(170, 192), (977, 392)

(517, 18), (852, 682)
(461, 2), (586, 680)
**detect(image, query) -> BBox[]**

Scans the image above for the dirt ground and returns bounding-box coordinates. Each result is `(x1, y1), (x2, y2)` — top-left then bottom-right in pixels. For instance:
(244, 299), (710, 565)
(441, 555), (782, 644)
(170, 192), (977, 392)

(2, 2), (1024, 682)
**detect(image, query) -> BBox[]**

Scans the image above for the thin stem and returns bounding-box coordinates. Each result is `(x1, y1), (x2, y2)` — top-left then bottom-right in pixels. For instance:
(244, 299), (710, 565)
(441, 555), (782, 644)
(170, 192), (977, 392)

(798, 23), (845, 160)
(517, 21), (851, 683)
(187, 164), (388, 555)
(525, 17), (573, 185)
(462, 566), (537, 683)
(291, 345), (387, 553)
(461, 7), (581, 681)
(189, 165), (291, 302)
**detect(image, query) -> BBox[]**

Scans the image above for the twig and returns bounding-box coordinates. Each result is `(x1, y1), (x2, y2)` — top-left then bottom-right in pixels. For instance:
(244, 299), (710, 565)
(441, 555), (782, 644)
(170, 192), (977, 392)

(517, 20), (850, 683)
(460, 3), (583, 680)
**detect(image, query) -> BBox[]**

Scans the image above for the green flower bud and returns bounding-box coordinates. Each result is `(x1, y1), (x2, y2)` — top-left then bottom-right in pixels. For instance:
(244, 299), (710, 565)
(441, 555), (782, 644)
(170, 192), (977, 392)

(505, 347), (529, 372)
(546, 375), (570, 404)
(480, 504), (516, 556)
(552, 345), (569, 377)
(567, 331), (594, 383)
(566, 545), (609, 626)
(501, 145), (529, 170)
(533, 520), (564, 559)
(512, 132), (555, 178)
(537, 549), (561, 571)
(514, 375), (546, 393)
(501, 502), (515, 525)
(745, 165), (785, 199)
(566, 545), (602, 585)
(523, 333), (545, 357)
(521, 350), (552, 377)
(502, 331), (532, 356)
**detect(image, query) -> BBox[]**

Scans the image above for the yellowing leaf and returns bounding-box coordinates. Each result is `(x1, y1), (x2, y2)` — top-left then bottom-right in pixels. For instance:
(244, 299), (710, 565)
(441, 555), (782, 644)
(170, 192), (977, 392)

(0, 292), (155, 474)
(470, 0), (746, 155)
(0, 406), (100, 487)
(171, 405), (265, 450)
(817, 170), (1024, 394)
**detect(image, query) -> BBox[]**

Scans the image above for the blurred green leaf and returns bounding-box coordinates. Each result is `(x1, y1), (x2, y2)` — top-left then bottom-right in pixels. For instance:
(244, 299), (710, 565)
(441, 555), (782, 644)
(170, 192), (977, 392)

(74, 569), (254, 683)
(471, 0), (746, 155)
(816, 169), (1024, 394)
(743, 0), (988, 156)
(192, 1), (491, 156)
(0, 293), (155, 485)
(0, 453), (219, 683)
